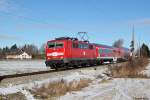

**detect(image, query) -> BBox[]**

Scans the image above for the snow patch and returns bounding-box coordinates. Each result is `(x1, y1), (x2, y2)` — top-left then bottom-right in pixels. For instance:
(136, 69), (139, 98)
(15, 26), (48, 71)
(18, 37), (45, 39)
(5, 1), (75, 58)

(20, 89), (35, 100)
(141, 63), (150, 77)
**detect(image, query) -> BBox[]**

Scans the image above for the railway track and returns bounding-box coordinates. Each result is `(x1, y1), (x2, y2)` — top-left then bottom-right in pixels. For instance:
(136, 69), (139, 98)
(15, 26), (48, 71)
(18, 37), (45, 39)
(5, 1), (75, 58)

(0, 62), (123, 87)
(0, 70), (55, 82)
(0, 63), (115, 82)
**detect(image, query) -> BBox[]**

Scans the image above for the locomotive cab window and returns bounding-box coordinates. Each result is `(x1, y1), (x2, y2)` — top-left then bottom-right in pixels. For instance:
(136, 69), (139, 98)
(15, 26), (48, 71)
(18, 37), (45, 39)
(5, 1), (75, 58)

(47, 42), (64, 48)
(56, 42), (63, 48)
(47, 42), (55, 48)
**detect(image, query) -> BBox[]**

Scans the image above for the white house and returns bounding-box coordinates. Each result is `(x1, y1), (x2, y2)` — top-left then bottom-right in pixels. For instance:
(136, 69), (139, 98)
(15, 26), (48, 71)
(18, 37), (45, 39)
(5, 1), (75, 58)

(6, 52), (32, 59)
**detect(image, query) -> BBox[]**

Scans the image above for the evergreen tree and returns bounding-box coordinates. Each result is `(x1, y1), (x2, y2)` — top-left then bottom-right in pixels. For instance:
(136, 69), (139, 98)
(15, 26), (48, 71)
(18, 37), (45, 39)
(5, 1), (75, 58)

(0, 48), (2, 58)
(141, 43), (150, 57)
(10, 44), (18, 51)
(0, 48), (2, 53)
(3, 46), (10, 53)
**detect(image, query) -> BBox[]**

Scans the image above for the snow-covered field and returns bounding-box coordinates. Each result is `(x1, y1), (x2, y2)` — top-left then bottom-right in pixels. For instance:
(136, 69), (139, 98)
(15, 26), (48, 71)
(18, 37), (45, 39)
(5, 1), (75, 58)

(0, 60), (47, 75)
(60, 78), (150, 100)
(1, 63), (150, 100)
(0, 61), (150, 100)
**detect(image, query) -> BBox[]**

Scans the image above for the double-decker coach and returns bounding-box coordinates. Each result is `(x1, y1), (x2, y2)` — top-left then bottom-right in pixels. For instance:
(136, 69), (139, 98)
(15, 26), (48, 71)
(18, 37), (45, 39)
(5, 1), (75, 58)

(94, 43), (130, 63)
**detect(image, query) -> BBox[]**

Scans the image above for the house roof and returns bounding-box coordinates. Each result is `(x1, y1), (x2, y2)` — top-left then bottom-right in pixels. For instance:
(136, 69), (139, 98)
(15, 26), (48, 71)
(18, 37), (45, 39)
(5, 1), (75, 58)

(7, 49), (30, 56)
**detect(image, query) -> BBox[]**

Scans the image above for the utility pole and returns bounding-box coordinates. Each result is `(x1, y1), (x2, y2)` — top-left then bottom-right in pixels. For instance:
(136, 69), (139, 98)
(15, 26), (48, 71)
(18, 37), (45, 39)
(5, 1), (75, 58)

(137, 40), (141, 58)
(139, 38), (141, 57)
(130, 25), (135, 58)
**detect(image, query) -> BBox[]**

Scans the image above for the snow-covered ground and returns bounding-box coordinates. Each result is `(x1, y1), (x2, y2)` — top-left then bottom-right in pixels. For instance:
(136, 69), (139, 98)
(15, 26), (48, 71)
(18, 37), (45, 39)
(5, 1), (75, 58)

(0, 60), (47, 75)
(1, 64), (150, 100)
(141, 63), (150, 77)
(60, 78), (150, 100)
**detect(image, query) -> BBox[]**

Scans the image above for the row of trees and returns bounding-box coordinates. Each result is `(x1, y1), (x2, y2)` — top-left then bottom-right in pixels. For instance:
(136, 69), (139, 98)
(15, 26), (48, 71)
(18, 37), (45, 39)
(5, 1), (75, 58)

(0, 44), (45, 59)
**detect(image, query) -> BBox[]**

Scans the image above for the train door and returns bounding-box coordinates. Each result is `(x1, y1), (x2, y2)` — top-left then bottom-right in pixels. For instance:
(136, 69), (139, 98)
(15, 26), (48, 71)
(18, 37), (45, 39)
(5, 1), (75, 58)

(65, 40), (72, 59)
(71, 41), (79, 59)
(81, 43), (87, 59)
(79, 43), (88, 59)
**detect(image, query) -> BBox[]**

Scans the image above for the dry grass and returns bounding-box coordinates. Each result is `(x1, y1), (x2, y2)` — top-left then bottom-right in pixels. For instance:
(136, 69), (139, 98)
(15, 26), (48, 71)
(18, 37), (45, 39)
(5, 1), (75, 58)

(30, 79), (92, 99)
(0, 92), (26, 100)
(111, 57), (149, 78)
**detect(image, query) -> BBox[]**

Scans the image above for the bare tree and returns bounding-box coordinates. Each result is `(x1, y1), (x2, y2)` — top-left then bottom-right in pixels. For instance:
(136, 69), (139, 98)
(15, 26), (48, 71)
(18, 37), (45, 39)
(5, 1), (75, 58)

(39, 43), (46, 54)
(113, 39), (124, 48)
(22, 44), (38, 55)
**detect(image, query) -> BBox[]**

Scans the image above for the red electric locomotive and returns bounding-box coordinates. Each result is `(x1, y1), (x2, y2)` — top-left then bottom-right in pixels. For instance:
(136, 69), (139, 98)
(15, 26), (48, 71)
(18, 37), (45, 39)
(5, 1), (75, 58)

(45, 37), (130, 69)
(45, 37), (97, 69)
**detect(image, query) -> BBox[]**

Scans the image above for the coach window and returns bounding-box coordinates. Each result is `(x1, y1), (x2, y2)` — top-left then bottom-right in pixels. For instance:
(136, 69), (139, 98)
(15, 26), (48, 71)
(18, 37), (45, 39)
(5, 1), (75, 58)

(99, 49), (103, 53)
(103, 49), (106, 53)
(105, 49), (112, 53)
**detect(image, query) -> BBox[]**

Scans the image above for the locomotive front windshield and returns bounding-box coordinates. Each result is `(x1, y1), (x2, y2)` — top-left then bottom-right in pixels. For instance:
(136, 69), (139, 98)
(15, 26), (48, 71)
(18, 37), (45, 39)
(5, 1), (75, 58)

(47, 42), (64, 48)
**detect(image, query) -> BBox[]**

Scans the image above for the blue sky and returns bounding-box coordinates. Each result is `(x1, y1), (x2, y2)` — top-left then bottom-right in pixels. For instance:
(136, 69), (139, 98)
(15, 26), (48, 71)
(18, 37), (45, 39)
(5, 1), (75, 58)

(0, 0), (150, 48)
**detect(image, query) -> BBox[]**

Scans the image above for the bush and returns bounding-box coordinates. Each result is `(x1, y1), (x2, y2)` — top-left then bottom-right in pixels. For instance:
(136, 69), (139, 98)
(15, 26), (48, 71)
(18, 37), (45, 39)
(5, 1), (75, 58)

(111, 57), (149, 78)
(30, 79), (92, 99)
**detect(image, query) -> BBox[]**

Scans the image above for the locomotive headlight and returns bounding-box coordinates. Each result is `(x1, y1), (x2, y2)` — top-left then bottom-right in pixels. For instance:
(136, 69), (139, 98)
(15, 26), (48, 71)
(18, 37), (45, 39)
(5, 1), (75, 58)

(47, 53), (52, 56)
(47, 57), (51, 60)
